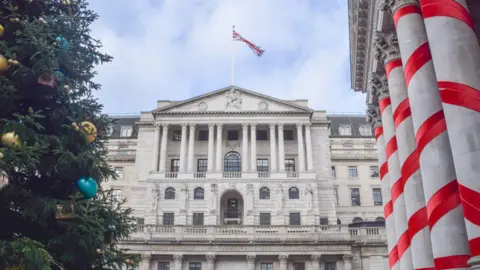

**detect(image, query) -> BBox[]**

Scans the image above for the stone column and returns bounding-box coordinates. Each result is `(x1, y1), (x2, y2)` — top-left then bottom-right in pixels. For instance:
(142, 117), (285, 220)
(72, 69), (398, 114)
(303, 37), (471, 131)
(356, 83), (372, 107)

(179, 124), (188, 173)
(296, 124), (306, 172)
(269, 124), (277, 172)
(278, 124), (285, 172)
(343, 255), (352, 270)
(215, 124), (223, 172)
(152, 124), (161, 172)
(173, 254), (183, 270)
(139, 254), (151, 270)
(304, 123), (313, 172)
(242, 124), (249, 172)
(379, 1), (471, 267)
(187, 124), (196, 173)
(278, 254), (288, 270)
(207, 124), (215, 172)
(310, 254), (321, 270)
(159, 124), (169, 172)
(250, 124), (257, 172)
(246, 254), (256, 270)
(206, 254), (215, 270)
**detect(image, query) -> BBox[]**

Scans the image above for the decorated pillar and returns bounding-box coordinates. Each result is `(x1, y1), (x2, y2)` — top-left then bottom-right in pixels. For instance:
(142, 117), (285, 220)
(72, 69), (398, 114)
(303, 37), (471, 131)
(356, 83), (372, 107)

(278, 254), (288, 270)
(296, 124), (306, 172)
(269, 124), (277, 172)
(159, 124), (169, 172)
(379, 0), (471, 268)
(246, 254), (256, 270)
(250, 124), (257, 172)
(207, 124), (215, 172)
(206, 254), (215, 270)
(187, 124), (196, 173)
(173, 254), (183, 270)
(278, 124), (285, 172)
(242, 124), (249, 172)
(179, 124), (188, 173)
(305, 123), (314, 172)
(215, 124), (223, 172)
(152, 124), (160, 172)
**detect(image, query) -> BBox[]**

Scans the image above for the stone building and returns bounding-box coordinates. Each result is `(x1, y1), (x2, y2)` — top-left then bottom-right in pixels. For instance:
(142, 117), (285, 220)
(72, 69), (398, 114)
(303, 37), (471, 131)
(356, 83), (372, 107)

(104, 86), (388, 270)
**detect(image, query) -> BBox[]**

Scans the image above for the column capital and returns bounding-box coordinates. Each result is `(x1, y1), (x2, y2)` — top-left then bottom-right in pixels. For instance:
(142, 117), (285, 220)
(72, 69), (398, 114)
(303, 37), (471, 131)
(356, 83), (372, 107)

(269, 123), (276, 129)
(206, 254), (216, 263)
(162, 123), (169, 128)
(277, 124), (284, 130)
(250, 123), (257, 128)
(343, 254), (353, 262)
(305, 123), (311, 129)
(246, 254), (256, 263)
(242, 123), (249, 128)
(181, 123), (188, 128)
(373, 30), (400, 64)
(278, 254), (288, 262)
(141, 253), (152, 262)
(153, 123), (161, 128)
(296, 123), (303, 129)
(216, 123), (223, 127)
(208, 123), (215, 128)
(173, 254), (183, 262)
(369, 72), (389, 100)
(189, 123), (196, 128)
(310, 254), (321, 261)
(367, 104), (382, 126)
(377, 0), (419, 15)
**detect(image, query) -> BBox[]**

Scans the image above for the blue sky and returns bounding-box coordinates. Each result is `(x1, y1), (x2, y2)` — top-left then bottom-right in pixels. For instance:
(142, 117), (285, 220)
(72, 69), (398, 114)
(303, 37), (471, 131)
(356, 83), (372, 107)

(88, 0), (366, 114)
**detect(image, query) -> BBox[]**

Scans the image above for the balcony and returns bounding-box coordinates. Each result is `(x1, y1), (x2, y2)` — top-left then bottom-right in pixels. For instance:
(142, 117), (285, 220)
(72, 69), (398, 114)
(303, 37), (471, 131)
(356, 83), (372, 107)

(148, 171), (312, 181)
(330, 149), (377, 160)
(107, 149), (136, 161)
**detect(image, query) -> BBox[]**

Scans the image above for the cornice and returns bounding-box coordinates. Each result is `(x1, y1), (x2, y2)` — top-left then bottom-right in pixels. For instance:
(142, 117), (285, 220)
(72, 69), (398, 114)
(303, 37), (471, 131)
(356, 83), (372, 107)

(311, 120), (330, 127)
(153, 111), (312, 116)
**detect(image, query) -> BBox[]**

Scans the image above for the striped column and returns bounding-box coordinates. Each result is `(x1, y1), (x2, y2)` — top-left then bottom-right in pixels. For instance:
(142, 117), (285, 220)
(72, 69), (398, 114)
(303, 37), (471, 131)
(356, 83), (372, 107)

(378, 90), (413, 270)
(379, 0), (471, 268)
(420, 0), (480, 263)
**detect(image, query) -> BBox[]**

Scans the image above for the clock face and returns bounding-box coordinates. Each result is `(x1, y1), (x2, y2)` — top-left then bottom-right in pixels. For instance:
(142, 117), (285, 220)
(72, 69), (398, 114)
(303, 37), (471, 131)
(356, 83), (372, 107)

(258, 101), (268, 110)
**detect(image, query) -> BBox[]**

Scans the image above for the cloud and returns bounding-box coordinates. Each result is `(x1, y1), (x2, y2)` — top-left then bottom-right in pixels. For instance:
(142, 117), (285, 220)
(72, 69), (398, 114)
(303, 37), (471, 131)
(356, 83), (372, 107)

(88, 0), (365, 114)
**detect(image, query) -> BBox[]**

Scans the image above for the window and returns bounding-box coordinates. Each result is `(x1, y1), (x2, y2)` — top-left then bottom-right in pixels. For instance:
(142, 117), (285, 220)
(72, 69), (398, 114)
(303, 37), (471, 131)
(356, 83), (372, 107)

(114, 167), (124, 179)
(197, 159), (207, 172)
(112, 189), (122, 203)
(189, 262), (201, 270)
(256, 130), (268, 140)
(352, 217), (363, 223)
(172, 130), (181, 141)
(293, 262), (305, 270)
(284, 130), (294, 140)
(158, 262), (170, 270)
(351, 188), (361, 206)
(289, 213), (301, 225)
(334, 188), (339, 206)
(359, 125), (372, 136)
(370, 166), (379, 178)
(227, 130), (238, 141)
(259, 187), (270, 199)
(337, 218), (341, 225)
(324, 262), (336, 270)
(137, 218), (145, 225)
(192, 213), (204, 225)
(194, 187), (204, 200)
(256, 159), (269, 172)
(224, 151), (241, 172)
(163, 213), (174, 225)
(259, 213), (271, 225)
(165, 187), (175, 200)
(331, 166), (336, 178)
(198, 130), (208, 141)
(376, 217), (385, 222)
(170, 159), (180, 172)
(348, 166), (358, 178)
(285, 158), (295, 172)
(320, 217), (329, 225)
(373, 188), (383, 205)
(289, 187), (299, 199)
(261, 263), (273, 270)
(120, 126), (133, 137)
(339, 125), (352, 136)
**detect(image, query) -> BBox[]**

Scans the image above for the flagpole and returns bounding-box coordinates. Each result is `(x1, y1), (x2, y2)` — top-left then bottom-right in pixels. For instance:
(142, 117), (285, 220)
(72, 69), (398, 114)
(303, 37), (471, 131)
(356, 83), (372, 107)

(231, 25), (236, 86)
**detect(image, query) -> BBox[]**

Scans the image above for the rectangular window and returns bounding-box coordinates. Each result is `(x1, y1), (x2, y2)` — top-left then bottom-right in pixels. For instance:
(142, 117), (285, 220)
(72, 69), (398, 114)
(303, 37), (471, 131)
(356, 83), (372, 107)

(284, 130), (294, 140)
(120, 126), (133, 137)
(256, 130), (268, 140)
(359, 125), (372, 136)
(227, 130), (238, 140)
(293, 262), (305, 270)
(256, 159), (269, 172)
(172, 130), (181, 141)
(189, 262), (202, 270)
(348, 166), (358, 178)
(373, 188), (383, 206)
(320, 218), (329, 225)
(198, 130), (208, 141)
(137, 218), (145, 225)
(170, 159), (180, 172)
(260, 263), (273, 270)
(351, 188), (361, 206)
(289, 213), (301, 225)
(324, 262), (336, 270)
(197, 159), (208, 172)
(193, 213), (204, 225)
(331, 166), (336, 178)
(334, 188), (339, 206)
(158, 262), (170, 270)
(163, 213), (174, 225)
(339, 125), (352, 136)
(285, 158), (296, 172)
(112, 189), (122, 203)
(259, 213), (271, 225)
(114, 167), (124, 179)
(370, 166), (379, 178)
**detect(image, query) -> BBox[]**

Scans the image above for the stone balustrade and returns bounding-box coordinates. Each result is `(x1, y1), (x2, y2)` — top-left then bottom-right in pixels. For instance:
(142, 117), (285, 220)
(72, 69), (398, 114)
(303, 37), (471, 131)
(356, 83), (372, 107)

(148, 171), (313, 181)
(106, 149), (136, 161)
(330, 148), (377, 160)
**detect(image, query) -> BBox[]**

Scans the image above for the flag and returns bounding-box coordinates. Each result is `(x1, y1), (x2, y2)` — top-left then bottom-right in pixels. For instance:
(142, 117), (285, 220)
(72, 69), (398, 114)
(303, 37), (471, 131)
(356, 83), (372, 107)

(232, 30), (265, 57)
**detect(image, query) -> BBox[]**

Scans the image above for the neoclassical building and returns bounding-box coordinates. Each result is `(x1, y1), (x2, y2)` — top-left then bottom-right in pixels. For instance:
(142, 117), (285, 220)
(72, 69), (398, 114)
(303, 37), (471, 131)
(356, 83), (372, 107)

(104, 86), (388, 270)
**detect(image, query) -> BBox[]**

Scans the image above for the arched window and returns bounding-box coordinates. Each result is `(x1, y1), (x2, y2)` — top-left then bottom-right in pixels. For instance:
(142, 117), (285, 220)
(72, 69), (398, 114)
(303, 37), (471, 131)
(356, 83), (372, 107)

(289, 187), (299, 199)
(165, 187), (175, 200)
(352, 217), (363, 223)
(194, 187), (204, 200)
(259, 187), (270, 199)
(224, 151), (241, 172)
(375, 217), (385, 222)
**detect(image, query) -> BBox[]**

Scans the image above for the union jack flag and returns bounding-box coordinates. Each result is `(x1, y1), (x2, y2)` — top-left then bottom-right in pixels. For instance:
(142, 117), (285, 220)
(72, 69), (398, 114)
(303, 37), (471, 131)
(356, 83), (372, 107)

(233, 30), (265, 57)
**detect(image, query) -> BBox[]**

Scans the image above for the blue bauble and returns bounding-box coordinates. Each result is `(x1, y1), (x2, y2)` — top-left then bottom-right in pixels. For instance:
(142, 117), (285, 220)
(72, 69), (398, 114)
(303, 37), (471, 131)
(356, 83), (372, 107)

(55, 71), (65, 82)
(56, 36), (70, 50)
(76, 177), (98, 199)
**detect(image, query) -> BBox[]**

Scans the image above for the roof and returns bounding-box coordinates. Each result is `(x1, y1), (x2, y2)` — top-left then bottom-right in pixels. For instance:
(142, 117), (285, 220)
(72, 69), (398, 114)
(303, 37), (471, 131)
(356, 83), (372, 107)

(108, 116), (140, 139)
(327, 114), (373, 138)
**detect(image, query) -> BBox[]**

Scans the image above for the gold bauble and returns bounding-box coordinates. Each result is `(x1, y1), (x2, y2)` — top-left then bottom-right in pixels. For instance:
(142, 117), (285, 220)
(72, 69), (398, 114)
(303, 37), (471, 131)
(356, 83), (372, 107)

(0, 55), (8, 72)
(0, 152), (4, 159)
(0, 24), (4, 36)
(80, 121), (97, 143)
(2, 132), (20, 147)
(72, 123), (79, 131)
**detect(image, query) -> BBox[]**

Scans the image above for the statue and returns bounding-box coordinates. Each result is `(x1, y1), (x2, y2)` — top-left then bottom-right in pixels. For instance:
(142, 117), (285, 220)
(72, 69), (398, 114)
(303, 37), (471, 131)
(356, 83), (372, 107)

(151, 184), (160, 212)
(181, 184), (189, 210)
(305, 184), (313, 209)
(277, 184), (284, 214)
(225, 88), (242, 109)
(210, 184), (218, 214)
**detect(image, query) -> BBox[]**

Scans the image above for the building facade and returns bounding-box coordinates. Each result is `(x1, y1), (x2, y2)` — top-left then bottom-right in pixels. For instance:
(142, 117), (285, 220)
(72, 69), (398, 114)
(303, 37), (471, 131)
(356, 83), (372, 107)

(104, 86), (388, 270)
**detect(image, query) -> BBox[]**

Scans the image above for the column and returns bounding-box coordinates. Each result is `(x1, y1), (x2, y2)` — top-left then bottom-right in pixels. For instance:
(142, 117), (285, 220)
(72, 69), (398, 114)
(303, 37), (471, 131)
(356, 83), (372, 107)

(304, 123), (313, 172)
(278, 124), (285, 172)
(206, 254), (215, 270)
(250, 124), (257, 172)
(207, 124), (215, 172)
(269, 124), (277, 172)
(215, 124), (223, 172)
(296, 124), (306, 172)
(310, 254), (321, 270)
(343, 255), (352, 270)
(246, 254), (256, 270)
(380, 1), (471, 267)
(179, 124), (188, 173)
(173, 254), (183, 270)
(242, 124), (249, 172)
(152, 124), (161, 172)
(139, 254), (151, 270)
(278, 254), (288, 270)
(159, 124), (169, 172)
(187, 124), (195, 173)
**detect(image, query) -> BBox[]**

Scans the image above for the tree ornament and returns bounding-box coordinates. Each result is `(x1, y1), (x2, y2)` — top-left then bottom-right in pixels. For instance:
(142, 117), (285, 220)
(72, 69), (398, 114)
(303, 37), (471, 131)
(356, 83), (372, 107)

(0, 55), (8, 72)
(9, 18), (20, 23)
(80, 121), (97, 143)
(2, 132), (21, 148)
(55, 71), (65, 81)
(76, 177), (98, 199)
(63, 85), (70, 91)
(0, 24), (4, 36)
(71, 122), (79, 131)
(11, 60), (19, 65)
(96, 248), (104, 254)
(38, 17), (47, 24)
(0, 152), (4, 160)
(55, 36), (70, 50)
(38, 73), (56, 88)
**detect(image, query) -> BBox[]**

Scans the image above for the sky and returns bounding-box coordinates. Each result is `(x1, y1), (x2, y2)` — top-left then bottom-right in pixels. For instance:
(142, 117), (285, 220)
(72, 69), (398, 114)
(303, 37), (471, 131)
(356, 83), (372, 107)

(88, 0), (366, 114)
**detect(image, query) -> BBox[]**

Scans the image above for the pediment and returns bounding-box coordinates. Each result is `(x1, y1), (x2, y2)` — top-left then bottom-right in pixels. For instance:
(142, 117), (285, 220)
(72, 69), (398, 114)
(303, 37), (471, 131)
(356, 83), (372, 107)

(152, 86), (313, 114)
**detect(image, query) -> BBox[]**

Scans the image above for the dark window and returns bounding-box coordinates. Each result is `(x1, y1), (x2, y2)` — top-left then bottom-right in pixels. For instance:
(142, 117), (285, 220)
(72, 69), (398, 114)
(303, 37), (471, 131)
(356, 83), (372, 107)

(293, 262), (305, 270)
(373, 188), (382, 205)
(163, 213), (174, 225)
(351, 188), (360, 206)
(370, 166), (379, 178)
(259, 213), (271, 225)
(320, 218), (329, 225)
(170, 159), (180, 172)
(331, 166), (336, 178)
(289, 213), (301, 225)
(227, 130), (238, 140)
(337, 218), (341, 225)
(325, 262), (336, 270)
(256, 159), (269, 172)
(259, 187), (270, 199)
(376, 217), (385, 222)
(289, 187), (299, 199)
(224, 151), (241, 172)
(158, 262), (170, 270)
(285, 158), (295, 172)
(261, 263), (273, 270)
(348, 166), (358, 178)
(198, 130), (208, 141)
(197, 159), (207, 172)
(284, 130), (294, 140)
(137, 218), (145, 225)
(352, 217), (363, 223)
(194, 187), (204, 200)
(256, 130), (268, 140)
(172, 130), (181, 141)
(334, 188), (339, 206)
(165, 187), (175, 200)
(189, 262), (202, 270)
(193, 213), (204, 225)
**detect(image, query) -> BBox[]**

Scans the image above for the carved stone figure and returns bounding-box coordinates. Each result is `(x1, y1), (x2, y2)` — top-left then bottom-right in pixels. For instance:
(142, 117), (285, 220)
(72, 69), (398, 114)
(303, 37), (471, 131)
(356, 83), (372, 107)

(247, 184), (254, 216)
(366, 104), (381, 125)
(225, 88), (242, 109)
(210, 184), (218, 214)
(277, 184), (284, 214)
(305, 184), (314, 209)
(151, 184), (160, 212)
(370, 72), (389, 99)
(181, 184), (189, 210)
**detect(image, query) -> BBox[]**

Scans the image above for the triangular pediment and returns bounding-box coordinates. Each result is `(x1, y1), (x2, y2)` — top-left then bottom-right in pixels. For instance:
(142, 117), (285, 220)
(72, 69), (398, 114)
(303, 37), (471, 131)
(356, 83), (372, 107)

(152, 86), (313, 114)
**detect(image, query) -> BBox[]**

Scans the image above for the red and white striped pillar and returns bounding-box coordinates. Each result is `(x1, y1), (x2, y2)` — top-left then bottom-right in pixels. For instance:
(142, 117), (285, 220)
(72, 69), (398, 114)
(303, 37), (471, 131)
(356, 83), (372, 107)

(379, 0), (471, 268)
(419, 1), (480, 265)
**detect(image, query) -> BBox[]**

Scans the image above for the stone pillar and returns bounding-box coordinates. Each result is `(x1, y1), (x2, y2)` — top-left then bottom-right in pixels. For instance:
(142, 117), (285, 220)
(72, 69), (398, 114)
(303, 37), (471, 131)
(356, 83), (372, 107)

(139, 254), (151, 270)
(173, 254), (183, 270)
(278, 124), (285, 172)
(296, 124), (306, 172)
(343, 255), (352, 270)
(206, 254), (215, 270)
(304, 123), (313, 172)
(215, 124), (223, 172)
(278, 254), (288, 270)
(250, 124), (257, 172)
(187, 124), (195, 173)
(179, 124), (188, 173)
(207, 124), (215, 172)
(242, 124), (249, 172)
(310, 254), (321, 270)
(159, 124), (169, 172)
(152, 124), (161, 172)
(246, 254), (256, 270)
(269, 124), (277, 172)
(379, 1), (471, 267)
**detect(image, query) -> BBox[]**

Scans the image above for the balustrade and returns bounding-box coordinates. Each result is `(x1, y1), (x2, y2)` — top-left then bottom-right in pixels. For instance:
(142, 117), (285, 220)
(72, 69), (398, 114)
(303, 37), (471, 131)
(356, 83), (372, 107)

(330, 148), (377, 160)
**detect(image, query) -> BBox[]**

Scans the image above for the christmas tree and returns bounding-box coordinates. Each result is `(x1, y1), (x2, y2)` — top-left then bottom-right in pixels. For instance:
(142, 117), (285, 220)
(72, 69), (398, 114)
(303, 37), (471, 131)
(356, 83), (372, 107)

(0, 0), (139, 269)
